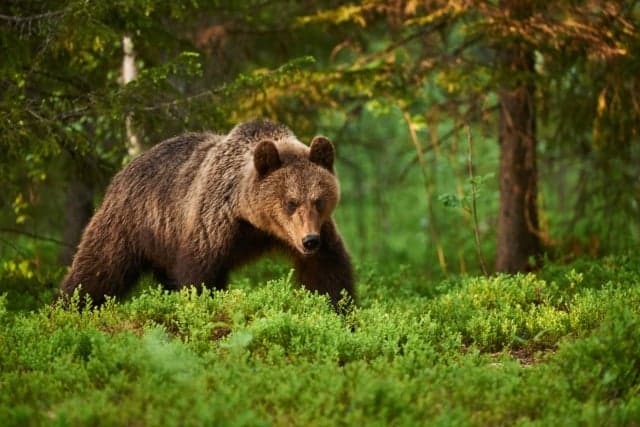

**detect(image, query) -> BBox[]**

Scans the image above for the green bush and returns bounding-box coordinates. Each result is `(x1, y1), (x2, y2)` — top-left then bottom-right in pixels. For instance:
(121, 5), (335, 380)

(0, 256), (639, 426)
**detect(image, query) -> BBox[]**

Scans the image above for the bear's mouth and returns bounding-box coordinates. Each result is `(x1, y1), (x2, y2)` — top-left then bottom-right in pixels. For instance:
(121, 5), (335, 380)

(301, 247), (319, 256)
(295, 242), (320, 256)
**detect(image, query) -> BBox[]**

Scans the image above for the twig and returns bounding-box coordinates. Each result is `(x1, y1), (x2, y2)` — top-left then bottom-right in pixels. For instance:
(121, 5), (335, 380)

(403, 110), (447, 274)
(398, 104), (498, 181)
(465, 125), (488, 276)
(0, 236), (29, 257)
(0, 228), (73, 247)
(354, 23), (446, 67)
(0, 9), (66, 23)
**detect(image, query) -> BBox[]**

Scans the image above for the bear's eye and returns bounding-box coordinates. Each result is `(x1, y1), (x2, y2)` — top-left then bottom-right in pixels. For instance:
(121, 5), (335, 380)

(314, 198), (325, 212)
(285, 200), (298, 214)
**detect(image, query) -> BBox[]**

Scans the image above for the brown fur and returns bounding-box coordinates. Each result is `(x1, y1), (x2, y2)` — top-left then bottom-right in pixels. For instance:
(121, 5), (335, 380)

(60, 120), (355, 309)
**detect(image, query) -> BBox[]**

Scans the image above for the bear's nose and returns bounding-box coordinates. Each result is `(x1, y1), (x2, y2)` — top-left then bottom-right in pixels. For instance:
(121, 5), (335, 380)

(302, 234), (321, 252)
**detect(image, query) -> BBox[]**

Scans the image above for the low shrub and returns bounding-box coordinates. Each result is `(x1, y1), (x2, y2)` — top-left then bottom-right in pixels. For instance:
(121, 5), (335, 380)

(0, 256), (638, 425)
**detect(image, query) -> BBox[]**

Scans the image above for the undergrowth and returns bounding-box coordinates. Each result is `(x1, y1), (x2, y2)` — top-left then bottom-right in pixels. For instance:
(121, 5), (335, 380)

(1, 256), (639, 426)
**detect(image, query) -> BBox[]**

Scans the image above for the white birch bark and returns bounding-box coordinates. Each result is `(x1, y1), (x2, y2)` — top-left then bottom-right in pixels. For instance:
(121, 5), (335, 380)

(122, 35), (141, 158)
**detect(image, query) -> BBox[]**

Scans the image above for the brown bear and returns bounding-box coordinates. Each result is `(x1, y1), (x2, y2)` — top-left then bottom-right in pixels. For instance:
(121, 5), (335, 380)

(60, 120), (355, 309)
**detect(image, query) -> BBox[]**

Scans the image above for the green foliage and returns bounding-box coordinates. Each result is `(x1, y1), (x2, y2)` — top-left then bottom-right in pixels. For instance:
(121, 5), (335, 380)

(0, 255), (61, 311)
(1, 3), (640, 422)
(2, 0), (639, 278)
(2, 4), (639, 423)
(437, 172), (495, 220)
(1, 257), (640, 425)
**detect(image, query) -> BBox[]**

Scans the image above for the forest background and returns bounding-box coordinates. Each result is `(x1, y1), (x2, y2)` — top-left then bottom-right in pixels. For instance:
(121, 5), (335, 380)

(1, 1), (640, 425)
(2, 1), (639, 298)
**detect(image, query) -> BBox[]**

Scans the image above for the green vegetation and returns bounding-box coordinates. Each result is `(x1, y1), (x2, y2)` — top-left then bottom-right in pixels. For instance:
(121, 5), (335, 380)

(3, 1), (639, 276)
(2, 2), (640, 425)
(1, 256), (639, 426)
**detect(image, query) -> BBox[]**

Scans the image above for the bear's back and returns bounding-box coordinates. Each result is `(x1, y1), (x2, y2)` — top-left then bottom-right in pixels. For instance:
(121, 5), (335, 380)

(106, 133), (219, 199)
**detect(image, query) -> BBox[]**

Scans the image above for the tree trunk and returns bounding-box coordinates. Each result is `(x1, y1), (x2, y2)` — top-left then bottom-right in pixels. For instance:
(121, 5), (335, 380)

(122, 35), (141, 158)
(495, 9), (542, 272)
(59, 178), (94, 265)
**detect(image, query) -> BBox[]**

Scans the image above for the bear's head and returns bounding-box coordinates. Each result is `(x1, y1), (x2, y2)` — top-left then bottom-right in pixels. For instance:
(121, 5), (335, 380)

(248, 136), (340, 255)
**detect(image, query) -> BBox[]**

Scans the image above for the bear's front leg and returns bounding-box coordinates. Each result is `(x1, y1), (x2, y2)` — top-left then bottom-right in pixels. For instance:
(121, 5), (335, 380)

(294, 221), (355, 311)
(170, 256), (229, 292)
(169, 242), (227, 292)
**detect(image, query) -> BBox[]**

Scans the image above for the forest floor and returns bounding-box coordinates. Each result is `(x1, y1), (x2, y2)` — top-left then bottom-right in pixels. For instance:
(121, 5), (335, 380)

(1, 256), (639, 426)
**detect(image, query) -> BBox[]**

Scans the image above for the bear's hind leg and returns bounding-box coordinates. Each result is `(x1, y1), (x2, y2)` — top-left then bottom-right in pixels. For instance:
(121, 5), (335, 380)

(61, 235), (142, 306)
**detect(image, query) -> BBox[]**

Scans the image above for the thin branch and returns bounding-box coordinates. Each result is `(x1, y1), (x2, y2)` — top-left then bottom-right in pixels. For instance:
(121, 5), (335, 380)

(354, 21), (448, 67)
(0, 9), (67, 23)
(465, 125), (488, 276)
(404, 110), (447, 274)
(138, 88), (222, 112)
(0, 228), (73, 247)
(398, 104), (498, 182)
(0, 236), (29, 257)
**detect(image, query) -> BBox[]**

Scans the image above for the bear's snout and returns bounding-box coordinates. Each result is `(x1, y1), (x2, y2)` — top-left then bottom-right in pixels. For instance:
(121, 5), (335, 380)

(302, 234), (321, 253)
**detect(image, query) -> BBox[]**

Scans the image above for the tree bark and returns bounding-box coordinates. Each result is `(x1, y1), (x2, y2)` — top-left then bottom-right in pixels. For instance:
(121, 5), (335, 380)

(495, 5), (542, 272)
(122, 35), (141, 158)
(58, 178), (94, 265)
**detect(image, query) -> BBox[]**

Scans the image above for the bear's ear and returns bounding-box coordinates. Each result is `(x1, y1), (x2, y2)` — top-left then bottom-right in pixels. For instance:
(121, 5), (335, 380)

(254, 140), (281, 177)
(309, 136), (334, 173)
